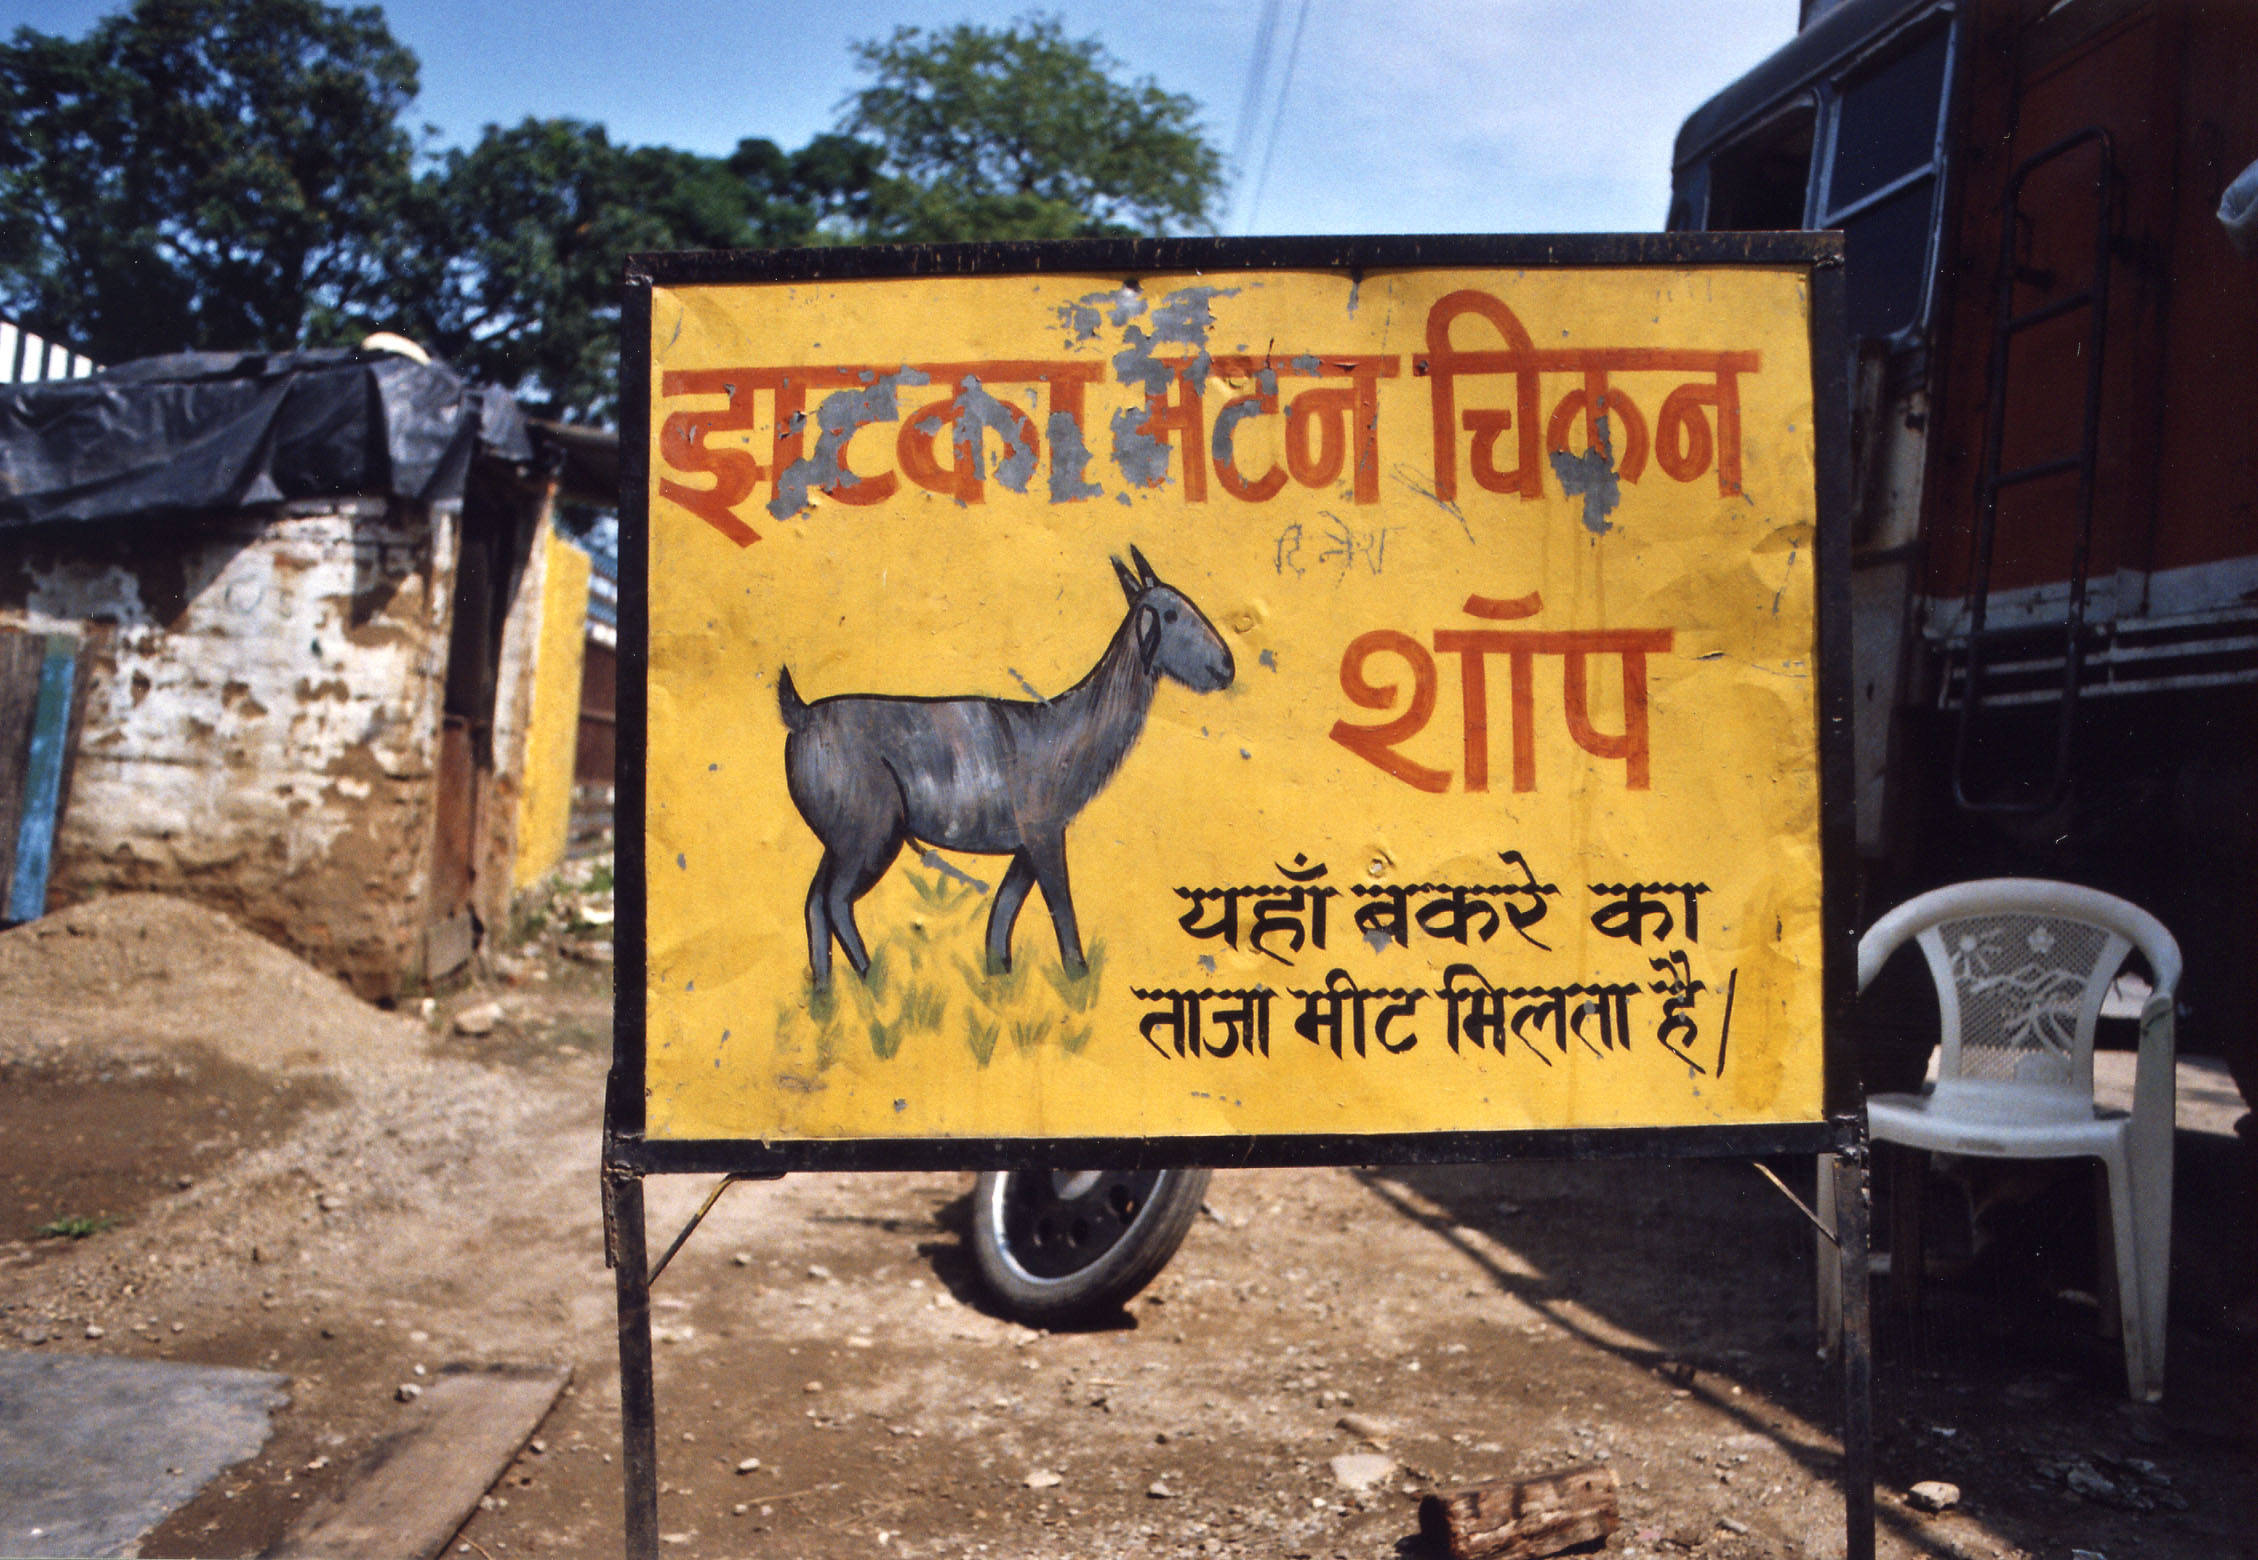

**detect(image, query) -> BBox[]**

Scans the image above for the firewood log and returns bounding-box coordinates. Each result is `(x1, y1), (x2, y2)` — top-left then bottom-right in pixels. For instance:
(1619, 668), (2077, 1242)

(1417, 1464), (1620, 1560)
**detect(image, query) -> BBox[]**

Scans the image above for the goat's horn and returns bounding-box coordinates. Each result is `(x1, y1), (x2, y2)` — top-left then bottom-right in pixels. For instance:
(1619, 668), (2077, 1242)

(1112, 555), (1142, 602)
(1129, 545), (1158, 586)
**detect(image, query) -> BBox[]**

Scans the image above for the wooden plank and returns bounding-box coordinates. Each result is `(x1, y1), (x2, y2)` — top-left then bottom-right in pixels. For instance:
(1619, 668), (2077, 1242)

(7, 634), (79, 921)
(0, 629), (52, 901)
(269, 1364), (569, 1560)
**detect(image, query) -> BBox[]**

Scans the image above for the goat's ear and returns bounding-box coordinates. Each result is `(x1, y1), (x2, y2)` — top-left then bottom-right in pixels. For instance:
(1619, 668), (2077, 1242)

(1112, 555), (1141, 603)
(1129, 545), (1159, 587)
(1135, 602), (1161, 673)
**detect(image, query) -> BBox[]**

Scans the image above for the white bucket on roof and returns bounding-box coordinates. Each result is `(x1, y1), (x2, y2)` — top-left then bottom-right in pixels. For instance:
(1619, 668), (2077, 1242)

(359, 331), (431, 365)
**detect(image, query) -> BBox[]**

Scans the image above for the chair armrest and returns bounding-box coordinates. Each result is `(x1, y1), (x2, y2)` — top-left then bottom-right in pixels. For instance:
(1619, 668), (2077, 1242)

(1857, 896), (1935, 994)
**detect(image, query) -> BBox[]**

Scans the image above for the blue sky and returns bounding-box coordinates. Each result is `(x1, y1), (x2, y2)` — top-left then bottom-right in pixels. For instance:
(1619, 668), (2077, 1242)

(14, 0), (1798, 235)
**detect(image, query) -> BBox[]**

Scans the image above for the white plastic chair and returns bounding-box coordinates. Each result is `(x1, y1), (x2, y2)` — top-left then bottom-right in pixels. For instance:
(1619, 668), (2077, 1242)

(1817, 878), (2181, 1401)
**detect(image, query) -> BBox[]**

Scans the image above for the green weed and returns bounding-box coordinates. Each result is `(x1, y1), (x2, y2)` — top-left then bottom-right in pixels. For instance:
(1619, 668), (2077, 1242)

(38, 1214), (116, 1240)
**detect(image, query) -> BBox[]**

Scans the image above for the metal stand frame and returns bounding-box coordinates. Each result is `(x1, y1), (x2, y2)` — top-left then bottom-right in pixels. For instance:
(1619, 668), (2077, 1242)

(601, 1134), (1877, 1560)
(1832, 1127), (1876, 1560)
(603, 1165), (658, 1559)
(602, 230), (1869, 1560)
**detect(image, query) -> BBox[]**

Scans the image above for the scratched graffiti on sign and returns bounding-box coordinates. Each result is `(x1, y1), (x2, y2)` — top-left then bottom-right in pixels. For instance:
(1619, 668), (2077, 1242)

(641, 266), (1824, 1143)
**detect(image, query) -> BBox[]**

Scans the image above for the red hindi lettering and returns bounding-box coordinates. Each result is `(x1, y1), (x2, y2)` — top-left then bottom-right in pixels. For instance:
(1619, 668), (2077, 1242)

(1329, 630), (1450, 793)
(1332, 593), (1674, 793)
(1414, 290), (1759, 502)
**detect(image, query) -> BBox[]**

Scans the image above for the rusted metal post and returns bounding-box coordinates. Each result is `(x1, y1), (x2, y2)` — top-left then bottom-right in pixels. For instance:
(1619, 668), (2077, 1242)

(648, 1174), (741, 1287)
(1833, 1133), (1876, 1560)
(606, 1165), (659, 1560)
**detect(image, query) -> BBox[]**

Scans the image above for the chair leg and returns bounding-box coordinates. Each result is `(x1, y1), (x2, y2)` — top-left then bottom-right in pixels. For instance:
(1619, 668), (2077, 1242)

(1816, 1155), (1841, 1357)
(2101, 1146), (2167, 1403)
(2130, 1135), (2173, 1400)
(1885, 1143), (1927, 1349)
(2094, 1163), (2122, 1340)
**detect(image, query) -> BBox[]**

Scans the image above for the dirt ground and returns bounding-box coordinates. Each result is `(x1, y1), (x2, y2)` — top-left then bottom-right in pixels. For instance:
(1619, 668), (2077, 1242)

(0, 885), (2252, 1560)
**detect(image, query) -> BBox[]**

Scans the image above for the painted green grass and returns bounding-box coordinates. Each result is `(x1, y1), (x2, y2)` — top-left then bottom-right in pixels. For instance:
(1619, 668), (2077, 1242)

(775, 867), (1104, 1069)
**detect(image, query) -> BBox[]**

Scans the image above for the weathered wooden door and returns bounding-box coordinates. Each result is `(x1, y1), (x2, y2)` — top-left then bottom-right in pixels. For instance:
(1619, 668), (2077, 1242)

(0, 627), (86, 925)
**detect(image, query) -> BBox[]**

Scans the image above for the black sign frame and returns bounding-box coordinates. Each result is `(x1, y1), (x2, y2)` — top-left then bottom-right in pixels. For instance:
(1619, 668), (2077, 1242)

(603, 231), (1871, 1560)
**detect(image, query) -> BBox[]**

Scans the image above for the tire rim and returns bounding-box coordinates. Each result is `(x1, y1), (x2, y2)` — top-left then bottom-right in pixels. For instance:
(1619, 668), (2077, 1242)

(984, 1168), (1167, 1283)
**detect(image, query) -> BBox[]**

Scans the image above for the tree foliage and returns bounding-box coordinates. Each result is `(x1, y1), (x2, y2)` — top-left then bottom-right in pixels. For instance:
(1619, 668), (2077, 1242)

(0, 3), (1224, 420)
(381, 125), (885, 419)
(0, 0), (418, 362)
(731, 133), (884, 248)
(388, 121), (755, 420)
(844, 17), (1224, 242)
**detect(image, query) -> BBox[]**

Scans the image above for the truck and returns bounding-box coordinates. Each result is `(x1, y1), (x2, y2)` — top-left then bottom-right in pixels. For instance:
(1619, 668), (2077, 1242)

(1669, 0), (2258, 1099)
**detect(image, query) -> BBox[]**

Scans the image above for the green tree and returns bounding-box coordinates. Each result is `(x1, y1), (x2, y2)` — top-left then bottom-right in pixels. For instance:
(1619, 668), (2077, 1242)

(731, 132), (884, 248)
(0, 0), (419, 361)
(842, 16), (1225, 243)
(0, 3), (1223, 424)
(393, 118), (768, 421)
(384, 124), (886, 420)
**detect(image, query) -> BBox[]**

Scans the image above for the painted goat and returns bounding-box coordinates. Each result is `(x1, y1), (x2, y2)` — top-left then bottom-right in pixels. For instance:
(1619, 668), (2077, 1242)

(779, 548), (1234, 986)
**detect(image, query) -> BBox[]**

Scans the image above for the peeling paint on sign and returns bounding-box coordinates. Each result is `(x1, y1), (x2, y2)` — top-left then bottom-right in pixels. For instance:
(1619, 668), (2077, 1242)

(771, 366), (931, 519)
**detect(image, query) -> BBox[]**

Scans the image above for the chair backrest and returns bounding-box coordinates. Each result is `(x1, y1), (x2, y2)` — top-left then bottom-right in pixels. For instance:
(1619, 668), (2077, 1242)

(1858, 879), (2182, 1118)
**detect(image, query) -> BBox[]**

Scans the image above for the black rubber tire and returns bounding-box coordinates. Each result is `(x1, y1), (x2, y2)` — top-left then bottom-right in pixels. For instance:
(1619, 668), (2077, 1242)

(969, 1166), (1211, 1326)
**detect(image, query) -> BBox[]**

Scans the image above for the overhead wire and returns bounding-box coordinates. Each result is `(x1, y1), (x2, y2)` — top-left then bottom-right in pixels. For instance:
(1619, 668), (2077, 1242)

(1243, 0), (1313, 234)
(1229, 0), (1286, 208)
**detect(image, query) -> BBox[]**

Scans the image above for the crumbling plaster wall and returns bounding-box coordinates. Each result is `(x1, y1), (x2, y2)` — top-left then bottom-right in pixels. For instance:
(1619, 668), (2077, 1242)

(0, 498), (458, 995)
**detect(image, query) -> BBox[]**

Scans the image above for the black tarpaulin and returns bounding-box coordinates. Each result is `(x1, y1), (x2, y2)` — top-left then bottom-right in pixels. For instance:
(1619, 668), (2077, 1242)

(0, 348), (534, 528)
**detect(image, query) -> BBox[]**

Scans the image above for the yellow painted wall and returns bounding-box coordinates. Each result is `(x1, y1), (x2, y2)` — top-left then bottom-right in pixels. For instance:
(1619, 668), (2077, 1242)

(514, 524), (591, 891)
(643, 266), (1824, 1143)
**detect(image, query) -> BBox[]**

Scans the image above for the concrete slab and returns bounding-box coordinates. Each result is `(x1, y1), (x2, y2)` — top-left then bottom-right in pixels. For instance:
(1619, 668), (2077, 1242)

(2092, 1052), (2248, 1138)
(0, 1350), (287, 1557)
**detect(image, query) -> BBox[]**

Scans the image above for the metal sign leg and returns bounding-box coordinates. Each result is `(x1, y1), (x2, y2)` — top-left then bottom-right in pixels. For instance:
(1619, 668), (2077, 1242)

(1832, 1140), (1876, 1560)
(607, 1166), (660, 1560)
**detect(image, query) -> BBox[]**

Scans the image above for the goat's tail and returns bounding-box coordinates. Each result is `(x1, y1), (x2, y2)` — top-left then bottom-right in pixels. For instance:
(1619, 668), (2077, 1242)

(777, 666), (811, 733)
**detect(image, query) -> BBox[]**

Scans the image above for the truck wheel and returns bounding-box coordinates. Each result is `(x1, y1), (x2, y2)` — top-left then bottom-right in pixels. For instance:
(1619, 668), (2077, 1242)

(969, 1167), (1211, 1326)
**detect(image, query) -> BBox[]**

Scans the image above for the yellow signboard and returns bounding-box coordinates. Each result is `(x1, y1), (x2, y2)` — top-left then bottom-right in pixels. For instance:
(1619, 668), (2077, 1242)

(635, 251), (1833, 1147)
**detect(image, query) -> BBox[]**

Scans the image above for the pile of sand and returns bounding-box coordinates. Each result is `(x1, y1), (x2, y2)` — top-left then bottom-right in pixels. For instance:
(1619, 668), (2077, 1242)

(0, 894), (422, 1076)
